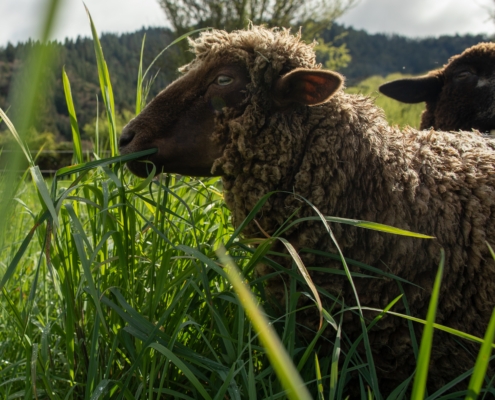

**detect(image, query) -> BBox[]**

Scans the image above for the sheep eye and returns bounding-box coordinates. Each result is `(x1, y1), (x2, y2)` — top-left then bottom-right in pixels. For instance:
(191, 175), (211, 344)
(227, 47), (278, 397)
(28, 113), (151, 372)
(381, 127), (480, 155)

(455, 70), (474, 80)
(217, 75), (234, 86)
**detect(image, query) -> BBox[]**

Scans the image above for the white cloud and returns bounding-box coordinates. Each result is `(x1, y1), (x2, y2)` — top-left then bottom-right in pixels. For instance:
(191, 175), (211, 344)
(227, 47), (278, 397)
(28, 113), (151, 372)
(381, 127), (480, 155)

(0, 0), (168, 46)
(338, 0), (495, 38)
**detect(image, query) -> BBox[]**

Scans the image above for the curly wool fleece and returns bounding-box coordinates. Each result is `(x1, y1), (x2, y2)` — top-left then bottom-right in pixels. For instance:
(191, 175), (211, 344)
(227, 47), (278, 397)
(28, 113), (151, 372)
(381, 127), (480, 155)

(185, 27), (495, 393)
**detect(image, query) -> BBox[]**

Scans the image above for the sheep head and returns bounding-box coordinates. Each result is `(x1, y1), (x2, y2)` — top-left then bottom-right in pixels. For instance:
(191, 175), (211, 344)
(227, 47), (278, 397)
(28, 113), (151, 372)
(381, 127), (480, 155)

(119, 62), (250, 177)
(119, 27), (343, 178)
(378, 42), (495, 132)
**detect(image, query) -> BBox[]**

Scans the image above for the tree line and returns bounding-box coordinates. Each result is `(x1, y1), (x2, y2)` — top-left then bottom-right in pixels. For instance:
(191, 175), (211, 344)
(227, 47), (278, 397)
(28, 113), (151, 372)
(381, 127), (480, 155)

(0, 24), (490, 142)
(327, 24), (489, 85)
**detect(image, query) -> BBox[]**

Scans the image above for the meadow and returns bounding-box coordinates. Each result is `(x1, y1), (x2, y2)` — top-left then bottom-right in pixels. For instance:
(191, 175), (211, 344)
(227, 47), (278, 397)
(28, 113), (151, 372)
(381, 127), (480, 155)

(345, 74), (424, 129)
(1, 4), (495, 399)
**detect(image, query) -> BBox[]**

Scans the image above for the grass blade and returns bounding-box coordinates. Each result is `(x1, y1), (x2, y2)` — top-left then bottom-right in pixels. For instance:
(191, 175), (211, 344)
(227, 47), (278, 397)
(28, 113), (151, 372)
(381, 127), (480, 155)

(329, 319), (342, 400)
(84, 5), (117, 156)
(464, 243), (495, 399)
(149, 343), (213, 400)
(135, 34), (145, 115)
(0, 108), (33, 166)
(411, 249), (445, 399)
(56, 148), (157, 177)
(142, 28), (209, 82)
(292, 192), (381, 395)
(465, 308), (495, 399)
(69, 210), (107, 334)
(278, 236), (324, 329)
(30, 166), (58, 227)
(315, 353), (324, 400)
(217, 246), (312, 400)
(0, 211), (49, 290)
(278, 215), (434, 239)
(0, 0), (62, 247)
(62, 66), (83, 164)
(328, 217), (434, 238)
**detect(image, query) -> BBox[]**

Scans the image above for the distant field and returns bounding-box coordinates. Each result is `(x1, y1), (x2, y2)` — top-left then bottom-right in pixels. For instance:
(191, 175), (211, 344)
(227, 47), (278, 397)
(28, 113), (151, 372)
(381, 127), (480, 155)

(346, 73), (425, 129)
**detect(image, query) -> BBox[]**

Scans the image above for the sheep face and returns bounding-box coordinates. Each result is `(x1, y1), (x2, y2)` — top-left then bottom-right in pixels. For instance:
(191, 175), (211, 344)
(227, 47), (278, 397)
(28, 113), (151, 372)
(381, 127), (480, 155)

(119, 53), (343, 177)
(119, 60), (250, 177)
(379, 42), (495, 132)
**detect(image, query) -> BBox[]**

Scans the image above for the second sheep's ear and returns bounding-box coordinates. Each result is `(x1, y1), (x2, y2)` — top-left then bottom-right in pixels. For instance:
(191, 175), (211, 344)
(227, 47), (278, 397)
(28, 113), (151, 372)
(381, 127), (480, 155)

(272, 68), (343, 107)
(379, 75), (443, 104)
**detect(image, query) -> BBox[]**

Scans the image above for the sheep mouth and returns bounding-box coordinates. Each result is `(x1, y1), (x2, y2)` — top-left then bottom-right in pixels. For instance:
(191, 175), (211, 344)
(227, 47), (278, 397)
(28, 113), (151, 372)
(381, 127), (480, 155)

(116, 147), (158, 177)
(124, 154), (219, 178)
(124, 156), (160, 178)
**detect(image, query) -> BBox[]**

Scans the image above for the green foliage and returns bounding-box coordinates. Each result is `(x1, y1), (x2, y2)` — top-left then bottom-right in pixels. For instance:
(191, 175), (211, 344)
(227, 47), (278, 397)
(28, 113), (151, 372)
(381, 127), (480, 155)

(63, 66), (83, 164)
(0, 128), (75, 172)
(157, 0), (357, 36)
(0, 128), (55, 150)
(304, 21), (353, 71)
(346, 73), (425, 128)
(218, 248), (313, 400)
(157, 0), (357, 68)
(86, 5), (118, 157)
(315, 39), (351, 71)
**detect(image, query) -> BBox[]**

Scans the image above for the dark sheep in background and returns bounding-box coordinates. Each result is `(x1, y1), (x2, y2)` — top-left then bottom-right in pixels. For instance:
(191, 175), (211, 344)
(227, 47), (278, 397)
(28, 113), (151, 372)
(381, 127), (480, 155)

(119, 26), (495, 395)
(379, 42), (495, 132)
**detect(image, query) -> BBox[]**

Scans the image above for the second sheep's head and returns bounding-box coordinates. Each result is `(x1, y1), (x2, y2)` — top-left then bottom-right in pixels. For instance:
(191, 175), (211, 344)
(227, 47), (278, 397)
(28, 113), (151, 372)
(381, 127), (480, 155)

(378, 42), (495, 132)
(119, 27), (343, 177)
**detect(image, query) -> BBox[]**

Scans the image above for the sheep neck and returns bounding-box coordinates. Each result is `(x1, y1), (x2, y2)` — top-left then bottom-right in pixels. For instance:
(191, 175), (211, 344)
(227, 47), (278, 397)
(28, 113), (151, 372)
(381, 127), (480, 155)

(216, 92), (402, 241)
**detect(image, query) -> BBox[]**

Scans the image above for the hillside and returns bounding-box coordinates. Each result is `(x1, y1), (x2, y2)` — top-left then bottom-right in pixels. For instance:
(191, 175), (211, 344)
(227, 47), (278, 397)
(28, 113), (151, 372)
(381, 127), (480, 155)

(0, 28), (179, 141)
(0, 24), (491, 140)
(324, 24), (489, 85)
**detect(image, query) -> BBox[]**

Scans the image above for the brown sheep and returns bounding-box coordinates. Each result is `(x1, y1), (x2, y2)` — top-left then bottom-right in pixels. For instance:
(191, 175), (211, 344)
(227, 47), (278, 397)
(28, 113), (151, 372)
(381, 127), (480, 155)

(119, 26), (495, 395)
(379, 42), (495, 132)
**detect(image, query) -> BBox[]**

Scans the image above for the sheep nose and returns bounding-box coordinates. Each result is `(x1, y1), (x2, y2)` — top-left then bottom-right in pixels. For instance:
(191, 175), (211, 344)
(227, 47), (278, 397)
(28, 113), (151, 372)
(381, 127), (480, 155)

(119, 124), (136, 149)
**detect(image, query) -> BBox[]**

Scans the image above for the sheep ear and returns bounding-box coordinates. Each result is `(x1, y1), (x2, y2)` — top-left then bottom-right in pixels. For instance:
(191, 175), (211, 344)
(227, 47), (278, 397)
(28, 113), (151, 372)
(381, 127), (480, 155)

(379, 75), (443, 104)
(273, 68), (343, 107)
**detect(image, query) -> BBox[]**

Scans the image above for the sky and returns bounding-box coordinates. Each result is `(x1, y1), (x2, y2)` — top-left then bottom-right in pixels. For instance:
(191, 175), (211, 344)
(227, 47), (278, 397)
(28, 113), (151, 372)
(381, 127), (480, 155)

(0, 0), (494, 47)
(338, 0), (494, 38)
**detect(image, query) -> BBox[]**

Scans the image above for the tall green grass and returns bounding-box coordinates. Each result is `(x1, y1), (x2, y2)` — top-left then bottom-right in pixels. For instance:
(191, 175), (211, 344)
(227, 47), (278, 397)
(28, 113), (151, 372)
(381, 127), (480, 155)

(1, 4), (495, 400)
(0, 7), (319, 399)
